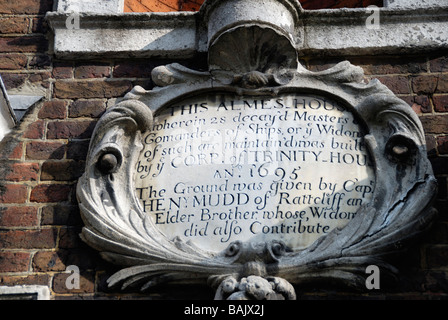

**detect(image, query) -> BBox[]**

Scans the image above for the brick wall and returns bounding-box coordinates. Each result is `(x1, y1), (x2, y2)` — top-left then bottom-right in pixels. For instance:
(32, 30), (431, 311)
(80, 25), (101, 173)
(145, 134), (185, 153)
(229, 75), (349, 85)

(124, 0), (383, 12)
(0, 0), (447, 299)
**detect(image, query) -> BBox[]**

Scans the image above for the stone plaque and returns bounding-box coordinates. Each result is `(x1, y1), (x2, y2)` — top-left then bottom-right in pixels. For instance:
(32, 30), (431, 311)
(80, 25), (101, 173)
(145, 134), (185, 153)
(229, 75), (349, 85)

(135, 93), (374, 252)
(76, 0), (437, 300)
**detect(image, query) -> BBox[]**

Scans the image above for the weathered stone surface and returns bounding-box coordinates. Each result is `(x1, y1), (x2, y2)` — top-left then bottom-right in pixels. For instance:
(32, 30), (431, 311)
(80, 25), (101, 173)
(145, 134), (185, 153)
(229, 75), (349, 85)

(46, 2), (448, 58)
(136, 93), (374, 252)
(385, 0), (442, 9)
(75, 0), (437, 300)
(56, 0), (124, 13)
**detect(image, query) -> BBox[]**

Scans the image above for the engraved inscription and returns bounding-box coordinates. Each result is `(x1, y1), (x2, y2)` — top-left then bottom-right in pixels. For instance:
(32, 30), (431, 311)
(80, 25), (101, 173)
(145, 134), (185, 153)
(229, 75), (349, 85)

(134, 93), (375, 252)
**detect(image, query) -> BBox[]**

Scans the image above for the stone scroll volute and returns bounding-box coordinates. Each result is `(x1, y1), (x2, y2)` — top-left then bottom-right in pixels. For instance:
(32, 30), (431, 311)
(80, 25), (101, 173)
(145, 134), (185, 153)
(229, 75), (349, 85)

(76, 0), (437, 300)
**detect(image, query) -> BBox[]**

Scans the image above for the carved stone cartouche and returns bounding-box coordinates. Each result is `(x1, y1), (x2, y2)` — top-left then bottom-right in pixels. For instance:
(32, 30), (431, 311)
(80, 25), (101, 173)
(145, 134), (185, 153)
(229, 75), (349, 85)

(76, 0), (437, 300)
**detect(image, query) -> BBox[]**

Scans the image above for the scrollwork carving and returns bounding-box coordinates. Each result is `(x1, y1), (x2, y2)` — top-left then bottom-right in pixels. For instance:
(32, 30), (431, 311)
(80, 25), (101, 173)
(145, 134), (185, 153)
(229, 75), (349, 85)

(76, 0), (437, 300)
(77, 58), (437, 297)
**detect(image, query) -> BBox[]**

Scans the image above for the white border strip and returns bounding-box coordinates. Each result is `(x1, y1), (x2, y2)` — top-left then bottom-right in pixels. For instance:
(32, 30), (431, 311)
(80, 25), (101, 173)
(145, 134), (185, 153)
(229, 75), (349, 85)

(47, 1), (448, 58)
(0, 285), (51, 300)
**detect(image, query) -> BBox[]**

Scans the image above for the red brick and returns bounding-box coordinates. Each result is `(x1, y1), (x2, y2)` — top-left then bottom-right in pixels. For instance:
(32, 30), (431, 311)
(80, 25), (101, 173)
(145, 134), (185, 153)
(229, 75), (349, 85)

(410, 95), (432, 114)
(28, 71), (51, 88)
(38, 100), (68, 119)
(126, 0), (378, 12)
(1, 142), (23, 160)
(429, 55), (448, 73)
(41, 160), (85, 181)
(0, 274), (50, 286)
(305, 58), (339, 72)
(31, 17), (48, 34)
(1, 162), (39, 182)
(351, 56), (427, 75)
(75, 64), (110, 79)
(0, 0), (54, 14)
(1, 72), (27, 89)
(22, 120), (45, 139)
(10, 143), (23, 159)
(305, 55), (428, 75)
(0, 228), (58, 249)
(66, 140), (90, 161)
(69, 99), (106, 118)
(0, 35), (48, 53)
(113, 61), (153, 78)
(52, 62), (73, 79)
(411, 75), (439, 95)
(0, 53), (27, 70)
(0, 184), (27, 204)
(59, 227), (83, 248)
(179, 0), (203, 11)
(377, 75), (410, 95)
(46, 120), (97, 139)
(126, 0), (380, 12)
(420, 115), (448, 135)
(436, 74), (448, 94)
(437, 136), (448, 155)
(433, 95), (448, 113)
(0, 252), (31, 272)
(53, 79), (132, 99)
(55, 248), (100, 270)
(26, 141), (65, 160)
(412, 74), (448, 95)
(0, 206), (38, 227)
(28, 54), (51, 69)
(40, 205), (81, 226)
(125, 0), (182, 12)
(30, 184), (72, 203)
(0, 17), (30, 34)
(32, 250), (68, 272)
